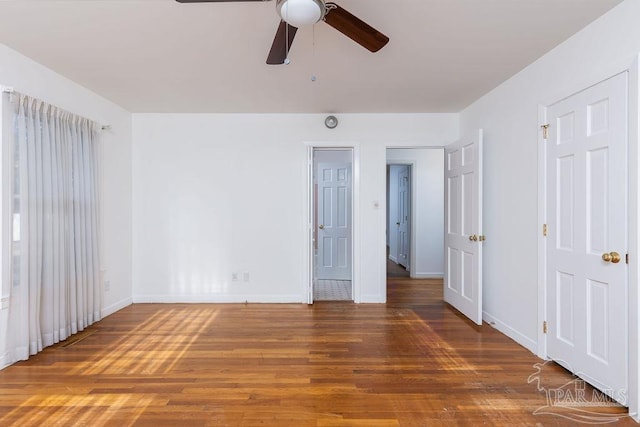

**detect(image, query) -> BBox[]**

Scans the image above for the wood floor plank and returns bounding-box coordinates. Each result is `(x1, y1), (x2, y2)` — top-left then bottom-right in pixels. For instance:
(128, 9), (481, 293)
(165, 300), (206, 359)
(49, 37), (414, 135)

(0, 278), (634, 426)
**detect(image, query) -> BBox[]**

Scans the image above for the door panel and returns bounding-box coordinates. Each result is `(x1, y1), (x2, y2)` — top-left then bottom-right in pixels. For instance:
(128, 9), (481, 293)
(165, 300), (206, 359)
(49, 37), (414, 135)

(444, 130), (483, 325)
(546, 72), (628, 404)
(317, 162), (352, 280)
(398, 166), (410, 269)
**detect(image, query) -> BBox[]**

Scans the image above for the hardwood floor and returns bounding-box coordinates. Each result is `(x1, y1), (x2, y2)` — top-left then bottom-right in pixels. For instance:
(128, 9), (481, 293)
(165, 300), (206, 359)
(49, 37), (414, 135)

(386, 257), (410, 278)
(0, 278), (633, 426)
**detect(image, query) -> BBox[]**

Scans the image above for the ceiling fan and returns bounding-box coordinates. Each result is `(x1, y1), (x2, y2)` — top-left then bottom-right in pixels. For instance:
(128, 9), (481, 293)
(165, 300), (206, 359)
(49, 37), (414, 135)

(176, 0), (389, 65)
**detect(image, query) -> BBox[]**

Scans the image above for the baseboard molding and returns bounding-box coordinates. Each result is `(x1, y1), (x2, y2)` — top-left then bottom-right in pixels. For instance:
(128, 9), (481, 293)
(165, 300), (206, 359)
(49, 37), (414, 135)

(101, 297), (132, 318)
(483, 311), (537, 355)
(359, 294), (386, 304)
(132, 294), (305, 304)
(410, 272), (444, 279)
(388, 255), (398, 263)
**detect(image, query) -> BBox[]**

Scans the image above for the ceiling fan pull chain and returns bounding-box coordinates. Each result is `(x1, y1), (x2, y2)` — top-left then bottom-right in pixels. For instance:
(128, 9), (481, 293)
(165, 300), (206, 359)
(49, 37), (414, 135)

(285, 21), (290, 64)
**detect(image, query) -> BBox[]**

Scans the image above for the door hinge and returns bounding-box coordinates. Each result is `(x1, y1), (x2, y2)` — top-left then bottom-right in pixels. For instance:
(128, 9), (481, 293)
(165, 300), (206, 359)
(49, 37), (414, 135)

(541, 124), (550, 140)
(626, 253), (629, 264)
(543, 321), (548, 334)
(542, 224), (548, 237)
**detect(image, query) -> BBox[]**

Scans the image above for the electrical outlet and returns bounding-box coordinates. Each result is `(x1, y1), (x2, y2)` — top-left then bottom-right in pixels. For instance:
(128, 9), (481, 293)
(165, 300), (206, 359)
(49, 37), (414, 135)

(1, 297), (8, 310)
(104, 281), (111, 291)
(232, 272), (239, 282)
(243, 272), (250, 282)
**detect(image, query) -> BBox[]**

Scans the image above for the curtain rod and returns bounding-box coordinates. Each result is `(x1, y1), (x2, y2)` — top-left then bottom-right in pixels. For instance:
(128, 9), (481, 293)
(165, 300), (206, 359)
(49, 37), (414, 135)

(2, 86), (111, 130)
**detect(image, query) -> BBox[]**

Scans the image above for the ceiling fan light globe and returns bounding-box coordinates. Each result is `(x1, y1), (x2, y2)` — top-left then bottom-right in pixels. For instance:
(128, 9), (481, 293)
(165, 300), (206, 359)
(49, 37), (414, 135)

(277, 0), (325, 28)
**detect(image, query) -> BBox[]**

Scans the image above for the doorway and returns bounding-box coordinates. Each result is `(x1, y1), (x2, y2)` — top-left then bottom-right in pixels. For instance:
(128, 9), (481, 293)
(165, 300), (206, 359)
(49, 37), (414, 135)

(385, 148), (445, 280)
(312, 148), (353, 301)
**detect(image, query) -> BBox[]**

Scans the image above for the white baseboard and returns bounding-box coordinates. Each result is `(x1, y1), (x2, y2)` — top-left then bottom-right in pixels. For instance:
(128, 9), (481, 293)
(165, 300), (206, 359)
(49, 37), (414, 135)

(483, 311), (538, 355)
(359, 294), (386, 303)
(388, 255), (398, 263)
(410, 272), (444, 279)
(101, 297), (132, 318)
(132, 294), (305, 304)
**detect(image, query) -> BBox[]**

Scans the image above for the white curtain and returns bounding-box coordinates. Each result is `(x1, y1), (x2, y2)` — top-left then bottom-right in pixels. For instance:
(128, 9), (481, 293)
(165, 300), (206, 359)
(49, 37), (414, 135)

(3, 92), (101, 366)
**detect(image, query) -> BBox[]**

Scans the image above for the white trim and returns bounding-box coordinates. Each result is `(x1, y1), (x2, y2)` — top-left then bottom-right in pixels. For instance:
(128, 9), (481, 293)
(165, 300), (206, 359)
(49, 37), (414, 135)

(536, 104), (548, 359)
(132, 294), (304, 304)
(352, 145), (361, 303)
(484, 311), (538, 354)
(303, 142), (361, 304)
(628, 54), (639, 422)
(411, 273), (444, 279)
(101, 297), (132, 318)
(304, 146), (313, 304)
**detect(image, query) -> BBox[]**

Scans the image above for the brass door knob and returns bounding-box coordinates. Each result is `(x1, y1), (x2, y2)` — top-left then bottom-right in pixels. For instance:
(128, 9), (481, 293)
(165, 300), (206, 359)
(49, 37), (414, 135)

(468, 234), (478, 242)
(319, 225), (325, 230)
(602, 251), (621, 263)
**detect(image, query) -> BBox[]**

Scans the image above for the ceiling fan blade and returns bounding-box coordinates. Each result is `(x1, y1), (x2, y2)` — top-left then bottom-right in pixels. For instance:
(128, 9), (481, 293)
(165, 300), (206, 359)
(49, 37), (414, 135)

(324, 2), (389, 52)
(266, 20), (298, 65)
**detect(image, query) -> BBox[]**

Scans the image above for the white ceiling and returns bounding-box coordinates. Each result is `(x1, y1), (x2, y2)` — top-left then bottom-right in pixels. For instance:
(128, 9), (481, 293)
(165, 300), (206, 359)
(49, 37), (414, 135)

(0, 0), (623, 113)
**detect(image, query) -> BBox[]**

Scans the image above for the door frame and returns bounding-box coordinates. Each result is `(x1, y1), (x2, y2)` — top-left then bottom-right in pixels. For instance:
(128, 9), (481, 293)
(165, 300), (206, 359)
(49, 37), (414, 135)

(386, 161), (415, 275)
(537, 56), (640, 420)
(304, 143), (360, 303)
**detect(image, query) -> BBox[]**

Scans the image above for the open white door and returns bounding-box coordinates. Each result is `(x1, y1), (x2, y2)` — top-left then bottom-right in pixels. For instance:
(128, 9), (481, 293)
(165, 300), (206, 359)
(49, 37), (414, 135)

(444, 130), (483, 325)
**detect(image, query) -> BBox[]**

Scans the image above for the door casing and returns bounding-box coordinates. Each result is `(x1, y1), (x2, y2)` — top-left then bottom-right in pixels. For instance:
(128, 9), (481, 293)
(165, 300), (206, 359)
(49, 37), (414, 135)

(304, 144), (359, 304)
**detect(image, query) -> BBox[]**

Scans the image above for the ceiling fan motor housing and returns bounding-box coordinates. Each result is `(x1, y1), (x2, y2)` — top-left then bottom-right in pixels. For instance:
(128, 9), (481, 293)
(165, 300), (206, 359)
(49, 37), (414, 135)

(276, 0), (326, 27)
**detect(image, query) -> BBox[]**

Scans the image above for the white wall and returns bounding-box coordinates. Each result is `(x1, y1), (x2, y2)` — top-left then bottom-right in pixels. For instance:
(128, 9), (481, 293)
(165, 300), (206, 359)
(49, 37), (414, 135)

(132, 114), (458, 303)
(460, 0), (640, 353)
(387, 148), (444, 278)
(0, 43), (133, 369)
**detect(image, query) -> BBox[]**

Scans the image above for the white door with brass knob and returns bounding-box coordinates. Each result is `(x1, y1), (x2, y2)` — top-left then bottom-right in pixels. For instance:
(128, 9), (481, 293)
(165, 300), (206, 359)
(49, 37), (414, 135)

(444, 130), (483, 325)
(316, 162), (352, 281)
(546, 73), (628, 404)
